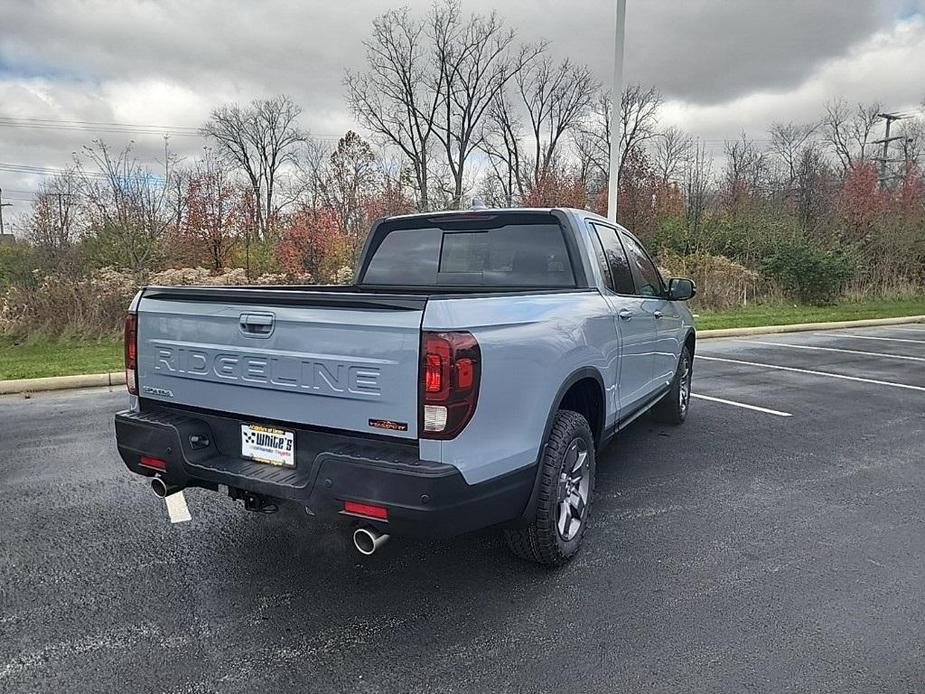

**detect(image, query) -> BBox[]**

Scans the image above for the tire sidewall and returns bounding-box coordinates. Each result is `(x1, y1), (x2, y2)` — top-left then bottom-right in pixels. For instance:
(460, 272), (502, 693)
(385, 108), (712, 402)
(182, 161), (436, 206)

(677, 347), (692, 423)
(544, 412), (596, 559)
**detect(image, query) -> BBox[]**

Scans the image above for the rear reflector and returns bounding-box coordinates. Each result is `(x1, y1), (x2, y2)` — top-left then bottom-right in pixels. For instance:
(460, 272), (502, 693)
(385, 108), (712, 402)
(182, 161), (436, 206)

(343, 501), (389, 520)
(139, 455), (167, 471)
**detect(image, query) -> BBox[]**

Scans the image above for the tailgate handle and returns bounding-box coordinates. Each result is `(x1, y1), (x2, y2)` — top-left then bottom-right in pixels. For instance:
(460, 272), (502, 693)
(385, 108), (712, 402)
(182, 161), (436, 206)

(239, 312), (275, 337)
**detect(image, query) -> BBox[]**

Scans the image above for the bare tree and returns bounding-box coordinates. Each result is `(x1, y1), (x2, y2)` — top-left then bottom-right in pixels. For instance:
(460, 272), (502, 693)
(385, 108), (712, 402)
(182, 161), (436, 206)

(574, 84), (662, 182)
(518, 57), (595, 186)
(482, 56), (595, 202)
(294, 138), (332, 209)
(769, 120), (818, 184)
(793, 143), (831, 232)
(431, 1), (539, 208)
(723, 133), (768, 217)
(27, 167), (81, 267)
(822, 99), (881, 173)
(318, 131), (382, 255)
(76, 139), (177, 274)
(653, 126), (693, 185)
(346, 7), (444, 211)
(202, 95), (306, 238)
(481, 91), (523, 205)
(896, 117), (925, 170)
(684, 140), (713, 248)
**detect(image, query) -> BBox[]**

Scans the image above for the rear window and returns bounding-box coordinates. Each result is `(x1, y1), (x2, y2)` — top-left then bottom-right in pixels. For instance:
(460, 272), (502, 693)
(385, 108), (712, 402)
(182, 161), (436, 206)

(361, 219), (576, 287)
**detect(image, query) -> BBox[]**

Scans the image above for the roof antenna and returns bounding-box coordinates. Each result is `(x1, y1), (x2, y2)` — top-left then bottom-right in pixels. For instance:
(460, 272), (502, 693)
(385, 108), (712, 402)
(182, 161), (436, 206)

(470, 196), (487, 210)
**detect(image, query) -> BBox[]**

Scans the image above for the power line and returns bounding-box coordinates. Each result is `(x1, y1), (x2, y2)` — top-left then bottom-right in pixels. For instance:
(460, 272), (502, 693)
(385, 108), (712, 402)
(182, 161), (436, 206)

(0, 115), (342, 140)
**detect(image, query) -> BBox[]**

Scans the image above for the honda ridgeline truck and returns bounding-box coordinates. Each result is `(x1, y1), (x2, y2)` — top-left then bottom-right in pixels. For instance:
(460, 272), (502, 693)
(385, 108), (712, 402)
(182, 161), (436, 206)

(115, 208), (696, 565)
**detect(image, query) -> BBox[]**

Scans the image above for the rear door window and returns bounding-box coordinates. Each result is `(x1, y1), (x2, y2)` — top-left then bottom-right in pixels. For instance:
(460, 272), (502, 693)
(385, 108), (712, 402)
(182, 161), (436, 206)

(361, 218), (575, 287)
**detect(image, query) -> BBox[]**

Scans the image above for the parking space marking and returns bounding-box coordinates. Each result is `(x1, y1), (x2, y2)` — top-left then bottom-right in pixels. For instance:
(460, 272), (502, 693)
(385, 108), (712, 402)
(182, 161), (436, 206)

(891, 326), (925, 333)
(691, 393), (792, 417)
(833, 333), (925, 345)
(696, 355), (925, 393)
(746, 340), (925, 363)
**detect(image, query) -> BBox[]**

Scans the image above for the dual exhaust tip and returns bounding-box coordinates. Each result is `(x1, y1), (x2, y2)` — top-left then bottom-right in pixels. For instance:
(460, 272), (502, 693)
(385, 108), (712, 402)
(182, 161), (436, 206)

(151, 477), (389, 555)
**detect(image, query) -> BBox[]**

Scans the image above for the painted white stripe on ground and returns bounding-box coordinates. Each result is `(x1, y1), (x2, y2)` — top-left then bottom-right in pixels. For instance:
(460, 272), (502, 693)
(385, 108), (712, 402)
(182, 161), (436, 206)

(691, 393), (792, 417)
(832, 333), (925, 345)
(746, 340), (925, 363)
(890, 326), (925, 333)
(696, 355), (925, 393)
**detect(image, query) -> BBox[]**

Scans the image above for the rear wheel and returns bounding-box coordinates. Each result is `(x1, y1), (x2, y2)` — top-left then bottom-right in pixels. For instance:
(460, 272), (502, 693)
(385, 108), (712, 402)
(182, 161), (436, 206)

(653, 345), (692, 425)
(504, 410), (596, 566)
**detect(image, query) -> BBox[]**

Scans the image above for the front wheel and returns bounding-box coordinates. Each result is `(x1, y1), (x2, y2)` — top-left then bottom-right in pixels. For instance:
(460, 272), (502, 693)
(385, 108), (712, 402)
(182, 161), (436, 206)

(504, 410), (596, 566)
(653, 345), (692, 425)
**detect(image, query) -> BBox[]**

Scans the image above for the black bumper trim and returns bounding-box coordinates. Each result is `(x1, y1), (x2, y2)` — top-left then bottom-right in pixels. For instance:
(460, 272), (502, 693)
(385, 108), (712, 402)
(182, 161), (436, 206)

(115, 407), (535, 538)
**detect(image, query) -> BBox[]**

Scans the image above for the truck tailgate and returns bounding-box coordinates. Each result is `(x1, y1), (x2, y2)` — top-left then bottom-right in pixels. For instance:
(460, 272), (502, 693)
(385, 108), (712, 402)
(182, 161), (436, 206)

(135, 287), (425, 439)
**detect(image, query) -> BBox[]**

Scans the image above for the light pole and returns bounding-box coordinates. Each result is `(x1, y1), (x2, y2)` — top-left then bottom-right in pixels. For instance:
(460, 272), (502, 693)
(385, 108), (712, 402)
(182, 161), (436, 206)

(0, 187), (12, 236)
(607, 0), (627, 223)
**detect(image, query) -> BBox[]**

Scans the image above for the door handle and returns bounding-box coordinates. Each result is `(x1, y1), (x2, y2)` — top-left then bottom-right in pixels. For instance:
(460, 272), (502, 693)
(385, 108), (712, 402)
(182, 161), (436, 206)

(654, 310), (663, 319)
(618, 309), (633, 321)
(239, 312), (275, 337)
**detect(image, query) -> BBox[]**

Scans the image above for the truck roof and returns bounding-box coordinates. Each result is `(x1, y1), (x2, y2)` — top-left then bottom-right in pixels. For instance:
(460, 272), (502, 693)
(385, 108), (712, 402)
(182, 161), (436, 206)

(381, 207), (611, 225)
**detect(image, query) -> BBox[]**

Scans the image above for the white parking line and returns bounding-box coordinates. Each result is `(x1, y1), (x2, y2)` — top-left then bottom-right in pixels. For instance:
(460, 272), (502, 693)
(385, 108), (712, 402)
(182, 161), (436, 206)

(833, 333), (925, 345)
(746, 340), (925, 363)
(696, 355), (925, 393)
(891, 326), (925, 333)
(691, 393), (792, 417)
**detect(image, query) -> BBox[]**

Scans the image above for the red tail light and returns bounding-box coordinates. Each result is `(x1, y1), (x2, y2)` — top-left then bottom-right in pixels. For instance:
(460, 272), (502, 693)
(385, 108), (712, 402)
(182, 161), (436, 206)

(124, 313), (138, 395)
(420, 331), (480, 440)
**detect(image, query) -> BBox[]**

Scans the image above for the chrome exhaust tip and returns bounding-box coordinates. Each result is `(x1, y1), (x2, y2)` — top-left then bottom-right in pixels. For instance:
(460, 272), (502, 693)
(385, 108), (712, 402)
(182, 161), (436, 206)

(353, 526), (389, 556)
(151, 477), (182, 498)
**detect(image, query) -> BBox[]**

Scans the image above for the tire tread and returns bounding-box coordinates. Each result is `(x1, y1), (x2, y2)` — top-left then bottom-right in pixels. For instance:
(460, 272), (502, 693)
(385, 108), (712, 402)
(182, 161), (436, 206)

(504, 410), (594, 566)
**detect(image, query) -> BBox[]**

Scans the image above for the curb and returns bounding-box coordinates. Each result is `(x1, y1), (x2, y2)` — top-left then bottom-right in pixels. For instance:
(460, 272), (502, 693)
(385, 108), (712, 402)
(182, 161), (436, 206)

(0, 371), (126, 396)
(2, 315), (924, 395)
(698, 314), (925, 339)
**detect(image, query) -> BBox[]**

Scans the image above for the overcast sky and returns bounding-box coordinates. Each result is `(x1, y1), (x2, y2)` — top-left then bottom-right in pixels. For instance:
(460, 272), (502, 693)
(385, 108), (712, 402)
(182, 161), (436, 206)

(1, 0), (924, 222)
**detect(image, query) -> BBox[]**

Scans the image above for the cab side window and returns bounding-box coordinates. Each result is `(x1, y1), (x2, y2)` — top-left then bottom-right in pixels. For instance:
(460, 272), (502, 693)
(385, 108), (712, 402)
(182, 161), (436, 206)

(620, 232), (664, 297)
(590, 223), (636, 295)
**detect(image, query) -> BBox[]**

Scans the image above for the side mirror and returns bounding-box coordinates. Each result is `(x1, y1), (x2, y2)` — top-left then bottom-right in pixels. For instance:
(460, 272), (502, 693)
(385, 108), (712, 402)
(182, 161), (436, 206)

(667, 277), (696, 301)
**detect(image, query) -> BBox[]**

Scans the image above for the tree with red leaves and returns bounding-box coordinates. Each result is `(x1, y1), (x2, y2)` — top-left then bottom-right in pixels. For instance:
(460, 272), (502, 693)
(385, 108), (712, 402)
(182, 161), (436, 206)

(176, 153), (245, 270)
(275, 207), (342, 280)
(840, 162), (886, 240)
(521, 170), (589, 209)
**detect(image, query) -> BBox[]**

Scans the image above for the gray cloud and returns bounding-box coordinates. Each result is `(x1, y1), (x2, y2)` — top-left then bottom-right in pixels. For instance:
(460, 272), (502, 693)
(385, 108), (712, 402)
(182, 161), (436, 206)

(0, 0), (923, 212)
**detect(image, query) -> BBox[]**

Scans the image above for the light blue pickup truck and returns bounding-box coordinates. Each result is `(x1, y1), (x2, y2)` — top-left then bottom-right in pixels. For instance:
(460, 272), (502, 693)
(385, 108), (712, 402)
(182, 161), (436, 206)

(115, 207), (696, 565)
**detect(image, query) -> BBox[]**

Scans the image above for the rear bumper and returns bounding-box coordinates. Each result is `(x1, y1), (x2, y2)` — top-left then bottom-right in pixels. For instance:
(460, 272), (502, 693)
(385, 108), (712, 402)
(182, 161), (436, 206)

(114, 404), (534, 539)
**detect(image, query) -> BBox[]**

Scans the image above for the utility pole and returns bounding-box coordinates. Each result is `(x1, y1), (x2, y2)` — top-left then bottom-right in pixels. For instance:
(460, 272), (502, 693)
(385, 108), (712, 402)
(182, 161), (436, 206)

(0, 187), (12, 236)
(607, 0), (627, 223)
(873, 112), (907, 186)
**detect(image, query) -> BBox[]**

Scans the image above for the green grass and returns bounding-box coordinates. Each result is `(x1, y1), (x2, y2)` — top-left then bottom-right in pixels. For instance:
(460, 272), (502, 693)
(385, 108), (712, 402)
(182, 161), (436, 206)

(0, 335), (122, 380)
(695, 297), (925, 331)
(1, 296), (924, 380)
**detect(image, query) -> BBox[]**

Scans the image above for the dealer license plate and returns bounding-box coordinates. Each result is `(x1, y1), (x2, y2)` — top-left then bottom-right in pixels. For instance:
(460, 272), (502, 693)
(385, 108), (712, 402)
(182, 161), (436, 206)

(241, 424), (295, 468)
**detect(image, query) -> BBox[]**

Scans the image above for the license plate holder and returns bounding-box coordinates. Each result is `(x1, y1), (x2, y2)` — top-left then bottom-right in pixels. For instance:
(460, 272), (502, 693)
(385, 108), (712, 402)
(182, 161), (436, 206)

(241, 424), (295, 468)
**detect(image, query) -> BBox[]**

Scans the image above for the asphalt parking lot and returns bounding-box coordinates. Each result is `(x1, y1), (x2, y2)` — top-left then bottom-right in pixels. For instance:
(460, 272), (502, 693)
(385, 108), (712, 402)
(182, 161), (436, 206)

(1, 323), (923, 693)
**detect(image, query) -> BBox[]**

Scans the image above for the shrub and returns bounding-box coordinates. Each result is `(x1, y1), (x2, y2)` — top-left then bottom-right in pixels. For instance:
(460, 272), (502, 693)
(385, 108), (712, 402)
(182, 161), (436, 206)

(658, 251), (777, 310)
(0, 266), (323, 338)
(0, 241), (37, 289)
(0, 268), (137, 337)
(761, 240), (856, 305)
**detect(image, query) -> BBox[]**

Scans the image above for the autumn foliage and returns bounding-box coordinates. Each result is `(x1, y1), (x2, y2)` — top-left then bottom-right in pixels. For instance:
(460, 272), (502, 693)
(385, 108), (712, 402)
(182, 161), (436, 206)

(276, 207), (344, 280)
